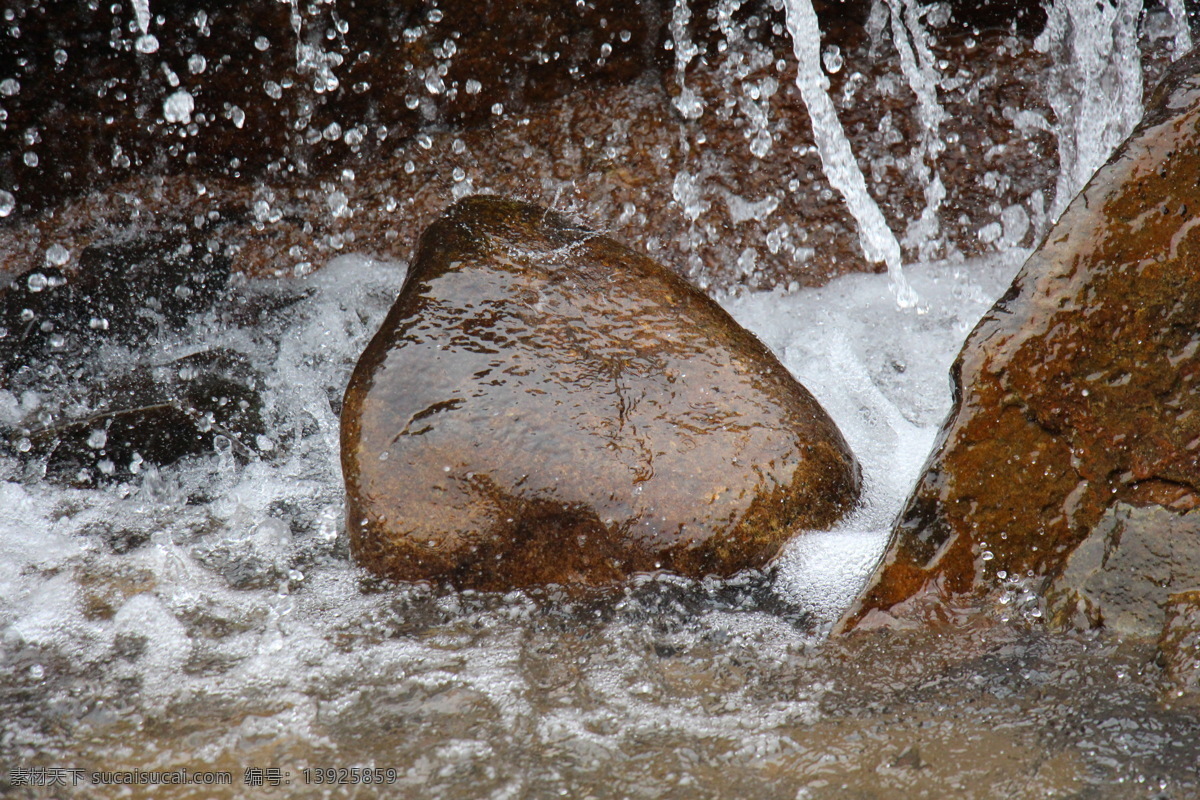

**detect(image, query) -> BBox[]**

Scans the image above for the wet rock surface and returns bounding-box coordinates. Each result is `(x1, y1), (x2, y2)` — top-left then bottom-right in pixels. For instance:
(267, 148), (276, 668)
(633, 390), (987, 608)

(0, 0), (1058, 221)
(842, 50), (1200, 630)
(1158, 589), (1200, 707)
(341, 196), (860, 589)
(1046, 504), (1200, 637)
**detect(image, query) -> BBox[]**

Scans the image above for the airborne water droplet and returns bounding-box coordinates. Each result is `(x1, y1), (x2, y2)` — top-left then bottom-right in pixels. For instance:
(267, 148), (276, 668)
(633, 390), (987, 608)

(45, 244), (70, 266)
(135, 34), (159, 54)
(821, 44), (843, 74)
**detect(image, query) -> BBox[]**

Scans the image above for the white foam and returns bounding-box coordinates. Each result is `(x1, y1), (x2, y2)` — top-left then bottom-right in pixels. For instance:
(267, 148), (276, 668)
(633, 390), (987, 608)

(724, 249), (1026, 624)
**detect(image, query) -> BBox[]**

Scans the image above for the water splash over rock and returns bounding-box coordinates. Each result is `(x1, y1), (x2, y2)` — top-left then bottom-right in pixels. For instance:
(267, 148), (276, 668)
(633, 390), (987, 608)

(842, 49), (1200, 632)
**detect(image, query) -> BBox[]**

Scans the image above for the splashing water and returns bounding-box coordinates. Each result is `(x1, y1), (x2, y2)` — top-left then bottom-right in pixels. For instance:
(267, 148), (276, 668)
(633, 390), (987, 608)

(783, 0), (918, 308)
(1037, 0), (1144, 224)
(886, 0), (947, 258)
(670, 0), (704, 120)
(4, 1), (1200, 795)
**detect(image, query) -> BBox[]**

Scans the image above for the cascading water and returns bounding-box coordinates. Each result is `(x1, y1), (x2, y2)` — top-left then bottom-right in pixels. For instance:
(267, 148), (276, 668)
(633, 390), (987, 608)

(1037, 0), (1146, 224)
(885, 0), (947, 259)
(782, 0), (919, 308)
(670, 0), (704, 120)
(2, 1), (1199, 796)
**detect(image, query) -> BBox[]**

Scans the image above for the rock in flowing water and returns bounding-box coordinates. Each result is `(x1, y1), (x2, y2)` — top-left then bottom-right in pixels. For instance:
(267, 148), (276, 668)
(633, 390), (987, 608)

(341, 196), (860, 589)
(841, 50), (1200, 632)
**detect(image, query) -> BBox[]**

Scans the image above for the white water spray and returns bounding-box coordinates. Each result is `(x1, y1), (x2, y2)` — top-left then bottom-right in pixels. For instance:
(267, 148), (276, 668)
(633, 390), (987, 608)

(886, 0), (947, 257)
(670, 0), (704, 120)
(1036, 0), (1144, 224)
(783, 0), (917, 308)
(1164, 0), (1194, 56)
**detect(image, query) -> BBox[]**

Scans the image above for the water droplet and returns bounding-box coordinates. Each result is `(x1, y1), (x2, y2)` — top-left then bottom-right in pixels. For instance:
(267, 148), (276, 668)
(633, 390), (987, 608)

(135, 34), (159, 54)
(424, 70), (445, 95)
(491, 102), (504, 115)
(0, 190), (13, 217)
(163, 89), (194, 124)
(822, 44), (843, 74)
(87, 429), (108, 450)
(255, 35), (270, 51)
(326, 190), (349, 218)
(26, 273), (48, 292)
(23, 152), (38, 168)
(188, 54), (206, 74)
(0, 78), (19, 96)
(452, 166), (466, 182)
(465, 78), (482, 95)
(45, 243), (70, 266)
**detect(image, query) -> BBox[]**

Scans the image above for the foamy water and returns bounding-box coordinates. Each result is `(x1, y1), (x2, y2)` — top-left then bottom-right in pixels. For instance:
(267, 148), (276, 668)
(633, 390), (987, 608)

(8, 248), (1196, 799)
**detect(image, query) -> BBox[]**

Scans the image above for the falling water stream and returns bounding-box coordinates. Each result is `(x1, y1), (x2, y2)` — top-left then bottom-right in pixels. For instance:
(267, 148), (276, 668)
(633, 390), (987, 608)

(1, 0), (1198, 797)
(783, 0), (917, 307)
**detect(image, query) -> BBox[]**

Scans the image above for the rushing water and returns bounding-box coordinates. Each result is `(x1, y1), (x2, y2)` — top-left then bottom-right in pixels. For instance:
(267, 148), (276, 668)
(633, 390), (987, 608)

(2, 0), (1199, 797)
(783, 0), (916, 307)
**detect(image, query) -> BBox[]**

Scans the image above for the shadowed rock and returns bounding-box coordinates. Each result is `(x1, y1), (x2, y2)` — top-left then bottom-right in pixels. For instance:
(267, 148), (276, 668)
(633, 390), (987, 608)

(341, 196), (860, 590)
(1046, 505), (1200, 636)
(0, 235), (271, 486)
(840, 50), (1200, 631)
(1159, 589), (1200, 707)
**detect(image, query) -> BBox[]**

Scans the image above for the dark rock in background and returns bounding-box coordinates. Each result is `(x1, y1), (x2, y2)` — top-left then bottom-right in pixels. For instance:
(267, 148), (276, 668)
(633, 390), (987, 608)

(11, 348), (265, 487)
(840, 49), (1200, 631)
(0, 235), (271, 485)
(341, 196), (860, 589)
(0, 234), (230, 384)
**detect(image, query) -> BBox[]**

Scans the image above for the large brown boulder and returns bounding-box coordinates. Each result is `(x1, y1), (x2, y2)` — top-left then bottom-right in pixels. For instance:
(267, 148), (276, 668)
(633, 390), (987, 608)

(840, 50), (1200, 631)
(341, 196), (860, 589)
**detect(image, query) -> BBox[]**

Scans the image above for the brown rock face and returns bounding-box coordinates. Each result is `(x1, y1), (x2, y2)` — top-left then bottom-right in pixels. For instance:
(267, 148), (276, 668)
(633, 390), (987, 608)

(341, 196), (860, 589)
(840, 50), (1200, 630)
